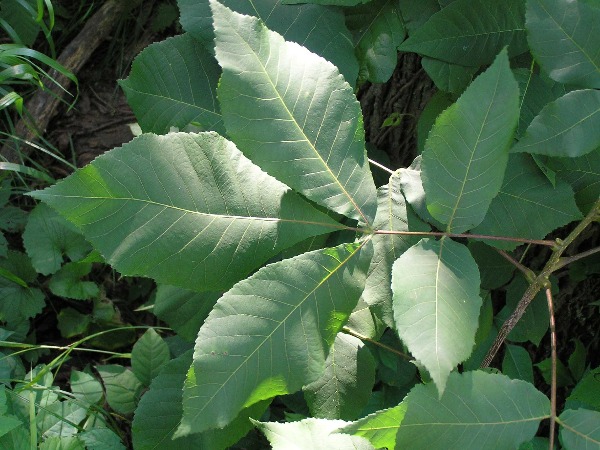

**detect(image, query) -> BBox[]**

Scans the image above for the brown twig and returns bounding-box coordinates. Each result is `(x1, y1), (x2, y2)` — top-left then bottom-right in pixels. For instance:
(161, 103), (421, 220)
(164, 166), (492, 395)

(481, 198), (600, 368)
(496, 249), (536, 281)
(374, 229), (557, 247)
(545, 288), (557, 450)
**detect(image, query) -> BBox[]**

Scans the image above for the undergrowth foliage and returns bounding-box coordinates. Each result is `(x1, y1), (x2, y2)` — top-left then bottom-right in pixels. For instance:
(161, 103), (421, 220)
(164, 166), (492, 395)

(2, 0), (600, 448)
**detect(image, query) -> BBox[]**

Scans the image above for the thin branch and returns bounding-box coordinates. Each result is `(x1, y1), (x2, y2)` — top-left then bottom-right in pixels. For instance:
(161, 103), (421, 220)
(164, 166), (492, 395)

(342, 327), (411, 360)
(546, 287), (557, 450)
(374, 229), (557, 247)
(496, 249), (536, 282)
(368, 158), (394, 174)
(553, 246), (600, 271)
(481, 197), (600, 367)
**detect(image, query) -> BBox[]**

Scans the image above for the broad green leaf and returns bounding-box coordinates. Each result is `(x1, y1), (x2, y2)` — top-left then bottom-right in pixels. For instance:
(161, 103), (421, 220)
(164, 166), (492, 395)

(513, 68), (569, 137)
(131, 328), (170, 386)
(526, 0), (600, 88)
(468, 241), (514, 290)
(253, 418), (375, 450)
(0, 251), (45, 325)
(96, 365), (143, 415)
(0, 233), (7, 258)
(503, 344), (534, 383)
(361, 170), (428, 327)
(421, 57), (477, 94)
(177, 0), (358, 84)
(120, 34), (223, 135)
(49, 262), (99, 300)
(154, 285), (220, 342)
(535, 358), (574, 387)
(396, 371), (550, 449)
(416, 92), (454, 154)
(57, 307), (91, 338)
(519, 437), (552, 450)
(0, 0), (40, 46)
(346, 299), (377, 339)
(70, 370), (103, 406)
(0, 425), (28, 450)
(496, 275), (550, 346)
(565, 367), (600, 412)
(422, 49), (519, 233)
(336, 403), (407, 449)
(78, 428), (126, 450)
(0, 205), (27, 233)
(304, 333), (376, 420)
(399, 0), (440, 34)
(472, 154), (582, 250)
(0, 386), (20, 438)
(568, 339), (587, 382)
(37, 400), (87, 438)
(30, 132), (341, 292)
(392, 238), (481, 395)
(512, 90), (600, 157)
(545, 148), (600, 214)
(23, 203), (91, 276)
(178, 241), (372, 435)
(345, 0), (406, 84)
(132, 351), (268, 450)
(559, 409), (600, 449)
(213, 1), (377, 224)
(399, 0), (527, 67)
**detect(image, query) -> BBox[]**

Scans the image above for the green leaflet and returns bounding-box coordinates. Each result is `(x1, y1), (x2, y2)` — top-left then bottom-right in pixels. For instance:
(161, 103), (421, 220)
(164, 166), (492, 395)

(30, 132), (342, 292)
(472, 153), (582, 250)
(512, 90), (600, 157)
(559, 409), (600, 449)
(545, 148), (600, 214)
(119, 34), (224, 135)
(177, 241), (372, 435)
(132, 351), (268, 450)
(399, 0), (527, 67)
(131, 329), (170, 387)
(22, 203), (91, 276)
(304, 333), (376, 420)
(502, 344), (534, 383)
(177, 0), (358, 84)
(361, 170), (428, 327)
(392, 238), (482, 395)
(283, 0), (370, 5)
(396, 371), (550, 449)
(422, 49), (519, 233)
(336, 403), (407, 449)
(213, 1), (377, 225)
(345, 0), (406, 84)
(526, 0), (600, 88)
(421, 57), (477, 94)
(253, 418), (374, 450)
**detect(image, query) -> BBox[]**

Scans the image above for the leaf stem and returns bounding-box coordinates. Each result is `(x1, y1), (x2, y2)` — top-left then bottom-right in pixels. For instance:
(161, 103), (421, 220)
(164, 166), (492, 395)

(481, 197), (600, 367)
(342, 327), (411, 360)
(553, 245), (600, 271)
(545, 287), (557, 450)
(373, 229), (556, 247)
(368, 158), (394, 174)
(496, 249), (536, 282)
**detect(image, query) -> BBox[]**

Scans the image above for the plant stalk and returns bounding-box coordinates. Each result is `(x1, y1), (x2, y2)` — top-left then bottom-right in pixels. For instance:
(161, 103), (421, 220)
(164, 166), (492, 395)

(546, 288), (557, 450)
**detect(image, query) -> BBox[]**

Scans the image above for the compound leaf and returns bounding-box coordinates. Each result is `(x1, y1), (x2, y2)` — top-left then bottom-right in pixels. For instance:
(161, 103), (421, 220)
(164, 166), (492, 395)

(177, 241), (372, 435)
(396, 371), (550, 449)
(213, 1), (377, 224)
(131, 328), (170, 387)
(30, 132), (341, 292)
(399, 0), (527, 67)
(392, 238), (481, 395)
(526, 0), (600, 88)
(512, 90), (600, 157)
(304, 333), (376, 420)
(421, 49), (519, 233)
(120, 34), (224, 135)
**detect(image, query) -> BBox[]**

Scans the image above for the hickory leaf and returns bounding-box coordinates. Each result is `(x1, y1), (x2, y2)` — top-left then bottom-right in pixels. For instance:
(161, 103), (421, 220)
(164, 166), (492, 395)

(392, 238), (482, 395)
(526, 0), (600, 88)
(396, 371), (550, 449)
(336, 403), (407, 449)
(29, 132), (341, 292)
(213, 1), (377, 224)
(399, 0), (527, 67)
(177, 241), (372, 435)
(421, 49), (519, 233)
